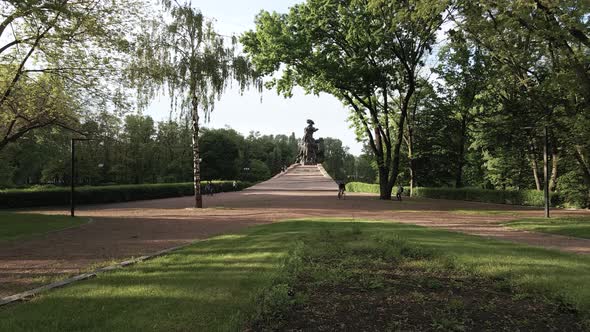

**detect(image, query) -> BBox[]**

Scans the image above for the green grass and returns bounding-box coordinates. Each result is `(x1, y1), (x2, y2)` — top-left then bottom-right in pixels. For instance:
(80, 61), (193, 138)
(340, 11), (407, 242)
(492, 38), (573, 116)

(1, 219), (590, 331)
(452, 209), (519, 216)
(0, 212), (87, 241)
(504, 216), (590, 239)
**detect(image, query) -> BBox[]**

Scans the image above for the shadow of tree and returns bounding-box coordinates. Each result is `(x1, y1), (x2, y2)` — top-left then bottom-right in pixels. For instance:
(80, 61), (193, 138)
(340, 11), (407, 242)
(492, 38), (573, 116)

(1, 219), (590, 331)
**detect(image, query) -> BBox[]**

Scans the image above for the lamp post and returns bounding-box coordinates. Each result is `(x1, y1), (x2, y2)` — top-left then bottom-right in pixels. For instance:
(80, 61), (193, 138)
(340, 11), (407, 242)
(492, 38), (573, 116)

(70, 138), (93, 217)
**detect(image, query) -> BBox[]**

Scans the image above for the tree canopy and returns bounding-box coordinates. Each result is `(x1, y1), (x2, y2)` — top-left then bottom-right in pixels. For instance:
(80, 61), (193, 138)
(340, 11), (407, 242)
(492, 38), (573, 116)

(0, 0), (143, 149)
(242, 0), (451, 199)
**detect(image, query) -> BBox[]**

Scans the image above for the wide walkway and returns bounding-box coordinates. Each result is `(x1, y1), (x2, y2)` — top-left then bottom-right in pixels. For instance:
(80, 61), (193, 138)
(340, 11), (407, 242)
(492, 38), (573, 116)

(1, 164), (589, 298)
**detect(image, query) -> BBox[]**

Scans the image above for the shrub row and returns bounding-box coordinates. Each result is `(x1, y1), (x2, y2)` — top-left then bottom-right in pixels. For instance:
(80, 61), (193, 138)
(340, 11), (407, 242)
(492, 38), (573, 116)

(346, 182), (563, 207)
(346, 182), (380, 194)
(0, 181), (253, 209)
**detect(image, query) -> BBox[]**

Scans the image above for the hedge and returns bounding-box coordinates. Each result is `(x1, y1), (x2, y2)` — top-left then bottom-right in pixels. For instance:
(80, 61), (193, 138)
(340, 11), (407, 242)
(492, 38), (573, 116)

(346, 182), (562, 207)
(0, 181), (253, 209)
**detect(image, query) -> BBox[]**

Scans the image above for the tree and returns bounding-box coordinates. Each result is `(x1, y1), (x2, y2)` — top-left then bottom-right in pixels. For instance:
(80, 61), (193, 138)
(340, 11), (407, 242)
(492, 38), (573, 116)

(456, 0), (589, 193)
(321, 138), (351, 181)
(403, 78), (456, 191)
(122, 115), (156, 184)
(200, 128), (241, 180)
(130, 0), (260, 208)
(242, 0), (450, 199)
(155, 120), (192, 183)
(434, 30), (488, 188)
(0, 0), (142, 149)
(245, 159), (270, 182)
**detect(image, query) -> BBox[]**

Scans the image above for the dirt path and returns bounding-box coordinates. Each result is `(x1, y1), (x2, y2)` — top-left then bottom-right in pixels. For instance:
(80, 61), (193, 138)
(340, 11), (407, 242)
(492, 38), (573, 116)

(1, 165), (589, 298)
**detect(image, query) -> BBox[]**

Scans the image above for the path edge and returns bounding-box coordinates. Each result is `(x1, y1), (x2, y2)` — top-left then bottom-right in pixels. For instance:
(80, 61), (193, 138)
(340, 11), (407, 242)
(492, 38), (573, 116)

(0, 241), (193, 307)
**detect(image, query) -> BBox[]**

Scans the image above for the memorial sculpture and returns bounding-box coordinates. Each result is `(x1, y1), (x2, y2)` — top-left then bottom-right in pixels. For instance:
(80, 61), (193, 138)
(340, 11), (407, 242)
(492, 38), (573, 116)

(296, 119), (322, 165)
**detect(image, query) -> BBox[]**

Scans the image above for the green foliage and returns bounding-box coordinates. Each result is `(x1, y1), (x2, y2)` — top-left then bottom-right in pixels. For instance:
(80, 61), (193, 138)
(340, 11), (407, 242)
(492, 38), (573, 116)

(0, 0), (145, 149)
(346, 182), (380, 194)
(245, 160), (271, 182)
(0, 181), (252, 208)
(129, 0), (261, 207)
(242, 132), (298, 176)
(242, 0), (451, 199)
(346, 182), (566, 207)
(200, 128), (241, 180)
(556, 171), (590, 209)
(411, 187), (555, 207)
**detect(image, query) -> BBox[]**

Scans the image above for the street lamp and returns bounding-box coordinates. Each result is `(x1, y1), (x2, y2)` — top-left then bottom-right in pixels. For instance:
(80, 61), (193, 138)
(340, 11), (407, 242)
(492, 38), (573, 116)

(70, 137), (93, 217)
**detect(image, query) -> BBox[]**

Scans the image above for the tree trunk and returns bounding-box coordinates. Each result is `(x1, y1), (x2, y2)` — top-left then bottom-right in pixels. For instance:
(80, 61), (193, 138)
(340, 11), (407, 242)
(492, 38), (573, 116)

(191, 105), (202, 208)
(573, 146), (590, 204)
(407, 126), (416, 197)
(530, 156), (542, 191)
(549, 145), (558, 192)
(378, 166), (393, 200)
(528, 139), (542, 191)
(455, 116), (467, 188)
(387, 78), (414, 197)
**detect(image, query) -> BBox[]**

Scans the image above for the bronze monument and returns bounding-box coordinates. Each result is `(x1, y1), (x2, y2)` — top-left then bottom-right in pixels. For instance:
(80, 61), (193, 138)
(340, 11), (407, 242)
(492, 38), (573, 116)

(296, 119), (321, 165)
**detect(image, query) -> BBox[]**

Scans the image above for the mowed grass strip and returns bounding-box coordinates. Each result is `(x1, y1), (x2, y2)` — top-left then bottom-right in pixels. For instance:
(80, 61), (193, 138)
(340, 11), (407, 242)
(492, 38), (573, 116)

(504, 216), (590, 239)
(0, 212), (87, 241)
(250, 224), (586, 331)
(1, 219), (590, 331)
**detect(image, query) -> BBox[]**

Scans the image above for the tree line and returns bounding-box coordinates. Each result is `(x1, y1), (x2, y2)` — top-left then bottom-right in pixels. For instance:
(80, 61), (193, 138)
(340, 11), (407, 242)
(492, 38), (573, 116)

(1, 1), (588, 207)
(242, 0), (589, 206)
(0, 112), (375, 187)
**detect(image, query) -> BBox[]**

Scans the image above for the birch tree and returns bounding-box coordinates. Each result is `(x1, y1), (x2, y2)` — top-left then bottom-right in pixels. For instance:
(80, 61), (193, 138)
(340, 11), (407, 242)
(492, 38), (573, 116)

(130, 0), (260, 208)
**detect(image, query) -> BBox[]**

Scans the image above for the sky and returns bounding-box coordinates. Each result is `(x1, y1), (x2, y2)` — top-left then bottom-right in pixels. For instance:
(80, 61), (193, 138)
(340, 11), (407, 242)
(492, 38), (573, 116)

(144, 0), (364, 155)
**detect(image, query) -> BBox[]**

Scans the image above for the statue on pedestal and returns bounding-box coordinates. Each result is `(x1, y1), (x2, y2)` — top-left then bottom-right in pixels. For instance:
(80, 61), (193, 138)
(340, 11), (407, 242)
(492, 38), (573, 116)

(296, 119), (321, 165)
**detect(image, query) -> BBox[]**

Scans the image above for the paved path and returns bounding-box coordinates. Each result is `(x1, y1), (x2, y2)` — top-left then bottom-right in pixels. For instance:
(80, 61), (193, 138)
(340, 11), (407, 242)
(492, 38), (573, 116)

(1, 164), (589, 298)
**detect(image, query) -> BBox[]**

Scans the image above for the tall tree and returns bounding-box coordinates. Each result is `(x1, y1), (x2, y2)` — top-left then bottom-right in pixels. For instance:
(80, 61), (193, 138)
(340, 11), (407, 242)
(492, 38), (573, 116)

(456, 0), (589, 192)
(130, 0), (260, 207)
(434, 30), (488, 188)
(242, 0), (450, 199)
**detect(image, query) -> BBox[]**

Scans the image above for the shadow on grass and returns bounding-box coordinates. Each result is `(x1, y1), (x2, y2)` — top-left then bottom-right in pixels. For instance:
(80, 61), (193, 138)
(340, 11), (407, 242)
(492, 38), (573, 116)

(1, 218), (590, 331)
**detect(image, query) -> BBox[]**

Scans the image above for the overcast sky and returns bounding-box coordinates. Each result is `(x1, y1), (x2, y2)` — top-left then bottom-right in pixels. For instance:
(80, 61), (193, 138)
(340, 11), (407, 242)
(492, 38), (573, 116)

(144, 0), (364, 155)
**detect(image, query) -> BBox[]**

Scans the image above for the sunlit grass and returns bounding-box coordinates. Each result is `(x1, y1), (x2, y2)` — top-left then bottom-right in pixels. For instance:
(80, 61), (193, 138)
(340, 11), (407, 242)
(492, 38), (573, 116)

(0, 212), (87, 241)
(452, 209), (519, 216)
(503, 216), (590, 239)
(1, 218), (590, 331)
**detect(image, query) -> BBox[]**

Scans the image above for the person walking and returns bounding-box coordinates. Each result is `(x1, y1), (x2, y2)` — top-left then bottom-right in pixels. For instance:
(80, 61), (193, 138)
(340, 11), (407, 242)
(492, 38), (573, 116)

(396, 184), (404, 201)
(337, 180), (346, 199)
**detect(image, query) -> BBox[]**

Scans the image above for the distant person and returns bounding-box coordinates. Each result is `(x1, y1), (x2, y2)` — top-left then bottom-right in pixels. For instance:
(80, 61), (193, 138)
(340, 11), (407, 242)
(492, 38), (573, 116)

(396, 184), (404, 201)
(337, 180), (346, 199)
(232, 180), (237, 191)
(206, 181), (214, 196)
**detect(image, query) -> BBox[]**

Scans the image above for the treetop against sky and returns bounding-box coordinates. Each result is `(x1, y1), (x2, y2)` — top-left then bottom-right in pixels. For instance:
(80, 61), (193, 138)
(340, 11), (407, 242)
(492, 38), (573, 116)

(144, 0), (365, 155)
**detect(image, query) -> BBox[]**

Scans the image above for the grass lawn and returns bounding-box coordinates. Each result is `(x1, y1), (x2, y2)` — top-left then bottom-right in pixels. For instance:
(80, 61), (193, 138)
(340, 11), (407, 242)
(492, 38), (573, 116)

(1, 219), (590, 331)
(0, 212), (87, 242)
(504, 216), (590, 239)
(452, 209), (520, 216)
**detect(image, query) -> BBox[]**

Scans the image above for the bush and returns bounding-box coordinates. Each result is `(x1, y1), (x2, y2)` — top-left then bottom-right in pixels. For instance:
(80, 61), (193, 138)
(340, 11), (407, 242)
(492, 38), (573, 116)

(0, 181), (253, 209)
(556, 171), (589, 209)
(346, 182), (380, 194)
(345, 182), (563, 207)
